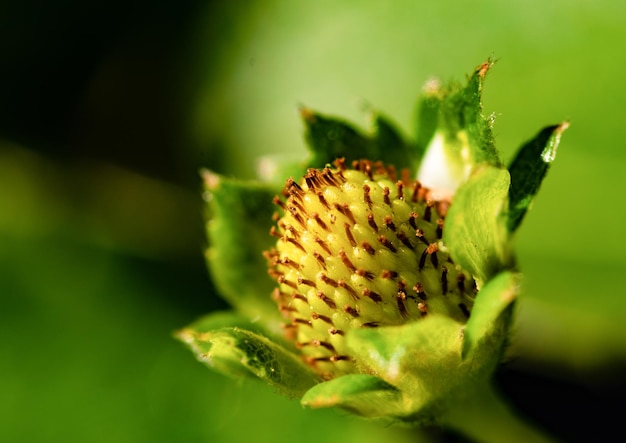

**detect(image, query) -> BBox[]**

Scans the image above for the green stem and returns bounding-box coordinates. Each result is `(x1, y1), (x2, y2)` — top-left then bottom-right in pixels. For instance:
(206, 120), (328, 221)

(441, 381), (557, 443)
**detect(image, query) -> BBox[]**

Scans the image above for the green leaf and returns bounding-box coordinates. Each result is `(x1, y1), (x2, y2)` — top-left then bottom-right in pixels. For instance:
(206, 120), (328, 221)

(443, 166), (511, 284)
(202, 170), (283, 333)
(177, 325), (319, 398)
(461, 271), (519, 359)
(508, 122), (569, 232)
(301, 374), (404, 418)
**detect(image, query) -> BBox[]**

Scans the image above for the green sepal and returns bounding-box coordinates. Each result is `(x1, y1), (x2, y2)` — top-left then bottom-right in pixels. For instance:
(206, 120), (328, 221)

(507, 122), (569, 232)
(347, 316), (462, 390)
(437, 60), (501, 169)
(301, 108), (375, 168)
(202, 170), (283, 334)
(414, 81), (442, 157)
(416, 61), (503, 195)
(300, 108), (418, 173)
(345, 316), (489, 423)
(176, 310), (292, 348)
(176, 325), (320, 398)
(301, 374), (404, 418)
(179, 310), (265, 334)
(338, 274), (518, 421)
(373, 113), (418, 175)
(461, 271), (519, 359)
(255, 153), (309, 188)
(443, 166), (511, 284)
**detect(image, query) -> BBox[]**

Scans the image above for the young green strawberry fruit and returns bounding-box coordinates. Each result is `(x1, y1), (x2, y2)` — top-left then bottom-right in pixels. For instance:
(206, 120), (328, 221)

(267, 158), (477, 379)
(177, 61), (566, 439)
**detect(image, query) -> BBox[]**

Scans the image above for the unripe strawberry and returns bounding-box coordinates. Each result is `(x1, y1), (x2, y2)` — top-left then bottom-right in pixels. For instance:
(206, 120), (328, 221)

(179, 62), (566, 435)
(266, 158), (478, 379)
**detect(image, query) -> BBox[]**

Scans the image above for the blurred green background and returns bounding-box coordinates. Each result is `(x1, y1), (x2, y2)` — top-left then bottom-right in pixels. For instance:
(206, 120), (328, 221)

(2, 1), (625, 442)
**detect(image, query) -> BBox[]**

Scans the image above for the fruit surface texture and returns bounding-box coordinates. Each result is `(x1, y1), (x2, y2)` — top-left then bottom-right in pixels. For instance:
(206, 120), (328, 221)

(267, 159), (477, 378)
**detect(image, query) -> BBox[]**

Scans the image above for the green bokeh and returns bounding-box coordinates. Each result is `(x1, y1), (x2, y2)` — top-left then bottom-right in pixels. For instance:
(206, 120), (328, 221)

(2, 1), (625, 442)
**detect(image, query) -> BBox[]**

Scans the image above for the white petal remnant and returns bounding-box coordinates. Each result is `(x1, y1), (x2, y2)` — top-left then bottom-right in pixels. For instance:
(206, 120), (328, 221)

(417, 132), (471, 200)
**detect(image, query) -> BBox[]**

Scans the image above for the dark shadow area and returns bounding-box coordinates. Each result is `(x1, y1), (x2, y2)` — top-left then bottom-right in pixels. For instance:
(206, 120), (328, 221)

(496, 360), (626, 442)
